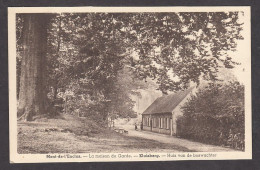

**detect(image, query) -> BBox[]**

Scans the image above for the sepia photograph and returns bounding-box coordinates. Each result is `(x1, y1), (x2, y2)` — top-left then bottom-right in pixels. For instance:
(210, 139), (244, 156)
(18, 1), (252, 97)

(8, 7), (251, 163)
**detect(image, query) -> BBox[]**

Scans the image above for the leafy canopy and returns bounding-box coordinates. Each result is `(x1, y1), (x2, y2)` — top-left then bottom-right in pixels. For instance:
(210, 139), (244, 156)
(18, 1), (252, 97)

(17, 12), (244, 119)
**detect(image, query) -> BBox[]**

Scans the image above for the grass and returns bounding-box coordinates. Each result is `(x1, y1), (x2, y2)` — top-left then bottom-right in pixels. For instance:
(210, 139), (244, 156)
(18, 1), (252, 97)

(18, 114), (192, 153)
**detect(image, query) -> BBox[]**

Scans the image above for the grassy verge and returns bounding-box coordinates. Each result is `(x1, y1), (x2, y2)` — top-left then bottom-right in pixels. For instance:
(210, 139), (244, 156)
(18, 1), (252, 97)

(18, 114), (192, 153)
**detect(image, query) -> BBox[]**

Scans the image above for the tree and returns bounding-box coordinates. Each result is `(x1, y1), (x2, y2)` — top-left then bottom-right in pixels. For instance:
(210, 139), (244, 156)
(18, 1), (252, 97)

(178, 81), (244, 150)
(120, 12), (243, 93)
(16, 12), (244, 122)
(45, 14), (76, 116)
(53, 12), (244, 121)
(64, 12), (244, 94)
(17, 14), (51, 121)
(16, 15), (24, 99)
(62, 13), (130, 121)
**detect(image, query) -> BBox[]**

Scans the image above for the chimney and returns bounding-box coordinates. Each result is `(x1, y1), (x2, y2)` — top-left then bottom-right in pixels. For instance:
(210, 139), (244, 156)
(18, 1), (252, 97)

(162, 91), (167, 97)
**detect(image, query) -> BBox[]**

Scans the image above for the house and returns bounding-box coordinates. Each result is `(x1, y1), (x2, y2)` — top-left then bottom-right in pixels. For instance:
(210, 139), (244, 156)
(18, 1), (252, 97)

(142, 87), (195, 136)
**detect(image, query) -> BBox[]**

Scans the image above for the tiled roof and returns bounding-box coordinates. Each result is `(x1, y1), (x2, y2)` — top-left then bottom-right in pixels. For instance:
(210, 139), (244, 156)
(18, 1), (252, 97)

(142, 87), (194, 115)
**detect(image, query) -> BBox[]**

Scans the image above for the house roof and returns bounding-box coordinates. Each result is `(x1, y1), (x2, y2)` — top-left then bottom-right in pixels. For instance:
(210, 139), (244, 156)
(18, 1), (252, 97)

(142, 87), (194, 115)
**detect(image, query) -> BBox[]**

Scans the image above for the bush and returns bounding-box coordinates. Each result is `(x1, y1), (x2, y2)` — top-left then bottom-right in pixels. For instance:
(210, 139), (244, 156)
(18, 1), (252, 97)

(177, 81), (245, 151)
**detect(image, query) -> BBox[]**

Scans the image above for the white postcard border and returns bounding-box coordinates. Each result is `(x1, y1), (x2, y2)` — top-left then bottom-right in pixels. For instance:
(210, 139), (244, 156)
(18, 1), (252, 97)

(8, 6), (252, 163)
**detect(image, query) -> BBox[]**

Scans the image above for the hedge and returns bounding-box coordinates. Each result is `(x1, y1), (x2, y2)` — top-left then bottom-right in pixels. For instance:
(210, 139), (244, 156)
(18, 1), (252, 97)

(177, 81), (245, 151)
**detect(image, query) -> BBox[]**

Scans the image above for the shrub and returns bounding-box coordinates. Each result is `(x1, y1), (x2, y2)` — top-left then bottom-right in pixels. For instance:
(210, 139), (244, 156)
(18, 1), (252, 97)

(177, 81), (245, 150)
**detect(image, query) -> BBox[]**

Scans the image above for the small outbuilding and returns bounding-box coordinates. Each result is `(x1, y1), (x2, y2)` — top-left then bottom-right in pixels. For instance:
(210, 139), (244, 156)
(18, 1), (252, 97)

(142, 87), (195, 136)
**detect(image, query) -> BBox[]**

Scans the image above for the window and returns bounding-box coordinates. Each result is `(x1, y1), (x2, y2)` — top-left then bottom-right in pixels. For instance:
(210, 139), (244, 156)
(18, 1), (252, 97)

(160, 118), (163, 129)
(166, 118), (169, 129)
(163, 118), (165, 129)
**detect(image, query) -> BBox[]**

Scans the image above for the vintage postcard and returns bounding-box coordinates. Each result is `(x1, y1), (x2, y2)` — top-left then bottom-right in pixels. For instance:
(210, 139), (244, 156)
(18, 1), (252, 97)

(9, 7), (251, 163)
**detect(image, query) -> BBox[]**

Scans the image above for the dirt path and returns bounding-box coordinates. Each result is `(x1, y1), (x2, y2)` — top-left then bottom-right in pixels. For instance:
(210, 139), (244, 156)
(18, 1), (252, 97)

(17, 114), (238, 153)
(120, 125), (237, 152)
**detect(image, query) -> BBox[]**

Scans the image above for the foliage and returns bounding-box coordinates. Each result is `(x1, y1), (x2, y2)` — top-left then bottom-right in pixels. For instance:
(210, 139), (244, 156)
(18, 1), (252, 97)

(60, 12), (244, 93)
(16, 15), (24, 98)
(59, 12), (244, 122)
(178, 81), (245, 150)
(116, 12), (243, 93)
(16, 12), (244, 122)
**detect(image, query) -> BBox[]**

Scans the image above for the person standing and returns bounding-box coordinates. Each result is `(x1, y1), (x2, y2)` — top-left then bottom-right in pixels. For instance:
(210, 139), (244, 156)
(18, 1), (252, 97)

(135, 123), (138, 130)
(140, 122), (143, 131)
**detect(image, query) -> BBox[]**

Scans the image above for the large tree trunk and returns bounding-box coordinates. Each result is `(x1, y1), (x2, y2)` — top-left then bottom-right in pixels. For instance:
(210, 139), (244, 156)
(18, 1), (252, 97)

(17, 14), (51, 121)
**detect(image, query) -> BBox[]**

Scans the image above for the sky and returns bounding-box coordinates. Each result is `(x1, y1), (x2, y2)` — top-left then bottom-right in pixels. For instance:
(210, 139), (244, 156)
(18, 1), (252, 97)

(227, 12), (250, 85)
(228, 38), (250, 84)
